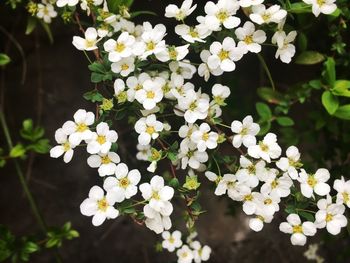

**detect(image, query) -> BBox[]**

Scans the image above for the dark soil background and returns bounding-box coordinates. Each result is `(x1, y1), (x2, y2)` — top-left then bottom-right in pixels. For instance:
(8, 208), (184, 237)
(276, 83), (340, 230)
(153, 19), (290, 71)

(1, 1), (349, 262)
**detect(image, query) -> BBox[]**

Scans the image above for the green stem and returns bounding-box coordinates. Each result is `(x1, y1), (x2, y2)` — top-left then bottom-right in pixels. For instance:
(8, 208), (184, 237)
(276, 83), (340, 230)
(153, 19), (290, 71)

(0, 109), (47, 232)
(257, 53), (276, 90)
(296, 208), (316, 214)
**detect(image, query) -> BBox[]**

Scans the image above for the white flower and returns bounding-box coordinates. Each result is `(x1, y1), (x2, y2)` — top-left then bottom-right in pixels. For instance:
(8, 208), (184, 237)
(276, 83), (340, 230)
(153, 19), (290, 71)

(162, 230), (183, 252)
(176, 89), (210, 123)
(103, 163), (141, 203)
(87, 151), (120, 176)
(240, 188), (261, 215)
(207, 37), (244, 72)
(56, 0), (79, 7)
(298, 168), (330, 198)
(254, 192), (280, 215)
(315, 196), (347, 235)
(178, 142), (208, 170)
(103, 32), (135, 62)
(215, 173), (245, 200)
(50, 128), (76, 163)
(126, 73), (151, 102)
(190, 241), (211, 263)
(249, 206), (273, 232)
(235, 21), (266, 54)
(62, 109), (95, 145)
(248, 133), (282, 163)
(135, 77), (165, 110)
(80, 186), (119, 226)
(198, 50), (224, 81)
(249, 4), (287, 25)
(36, 3), (57, 23)
(261, 171), (293, 198)
(177, 245), (194, 263)
(169, 75), (194, 100)
(111, 57), (135, 77)
(80, 0), (103, 15)
(239, 0), (264, 8)
(175, 24), (208, 43)
(236, 156), (266, 188)
(143, 205), (172, 234)
(279, 214), (317, 246)
(303, 0), (337, 17)
(136, 143), (151, 161)
(155, 44), (190, 62)
(139, 175), (174, 214)
(73, 27), (99, 51)
(169, 61), (196, 80)
(204, 0), (240, 31)
(165, 0), (197, 20)
(276, 146), (301, 180)
(191, 123), (218, 152)
(212, 84), (231, 105)
(231, 115), (260, 148)
(134, 22), (167, 58)
(333, 176), (350, 208)
(272, 31), (297, 64)
(134, 114), (164, 145)
(86, 122), (118, 154)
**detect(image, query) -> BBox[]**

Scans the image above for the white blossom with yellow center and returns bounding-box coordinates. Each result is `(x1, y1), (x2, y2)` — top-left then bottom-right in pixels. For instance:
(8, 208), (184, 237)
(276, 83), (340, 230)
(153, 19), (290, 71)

(80, 185), (119, 226)
(50, 128), (77, 163)
(235, 21), (267, 54)
(103, 32), (135, 62)
(135, 77), (165, 110)
(298, 168), (330, 198)
(134, 114), (164, 145)
(87, 151), (120, 177)
(191, 123), (218, 152)
(87, 122), (118, 154)
(333, 176), (350, 208)
(162, 230), (183, 252)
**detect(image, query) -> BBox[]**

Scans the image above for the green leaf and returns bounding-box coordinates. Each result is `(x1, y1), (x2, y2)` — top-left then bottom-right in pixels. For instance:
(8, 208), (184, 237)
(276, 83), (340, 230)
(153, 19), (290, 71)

(83, 90), (104, 102)
(107, 0), (133, 13)
(22, 119), (33, 132)
(88, 62), (105, 73)
(288, 2), (312, 13)
(0, 53), (11, 66)
(168, 178), (179, 189)
(322, 91), (339, 115)
(276, 117), (295, 126)
(25, 17), (37, 35)
(295, 51), (325, 65)
(258, 121), (271, 136)
(298, 211), (315, 222)
(26, 139), (50, 154)
(10, 144), (26, 158)
(331, 80), (350, 97)
(257, 87), (286, 105)
(334, 104), (350, 120)
(297, 32), (308, 52)
(323, 57), (336, 86)
(256, 102), (272, 120)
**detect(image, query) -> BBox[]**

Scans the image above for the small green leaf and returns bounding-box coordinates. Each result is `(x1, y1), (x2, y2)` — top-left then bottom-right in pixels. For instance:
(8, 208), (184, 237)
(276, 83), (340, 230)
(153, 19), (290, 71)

(334, 104), (350, 120)
(39, 20), (53, 44)
(323, 57), (336, 86)
(297, 32), (308, 52)
(257, 87), (286, 105)
(295, 51), (325, 65)
(0, 53), (11, 66)
(288, 2), (312, 13)
(298, 211), (315, 222)
(322, 90), (339, 115)
(256, 102), (272, 120)
(10, 144), (26, 158)
(25, 17), (37, 35)
(168, 178), (179, 189)
(258, 121), (271, 136)
(331, 80), (350, 97)
(276, 117), (295, 126)
(83, 90), (104, 102)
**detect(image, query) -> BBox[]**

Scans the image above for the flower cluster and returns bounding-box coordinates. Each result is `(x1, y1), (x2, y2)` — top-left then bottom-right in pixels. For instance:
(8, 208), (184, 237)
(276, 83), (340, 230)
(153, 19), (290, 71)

(47, 0), (344, 261)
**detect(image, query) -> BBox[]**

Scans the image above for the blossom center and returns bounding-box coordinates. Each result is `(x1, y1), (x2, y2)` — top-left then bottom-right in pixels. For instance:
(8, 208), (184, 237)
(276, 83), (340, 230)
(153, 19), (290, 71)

(317, 0), (325, 5)
(115, 42), (126, 53)
(169, 236), (175, 243)
(85, 39), (95, 48)
(146, 41), (155, 51)
(244, 194), (253, 201)
(146, 90), (155, 99)
(326, 213), (333, 222)
(271, 179), (279, 189)
(259, 142), (269, 152)
(119, 177), (130, 188)
(97, 135), (106, 145)
(101, 155), (111, 164)
(76, 123), (88, 132)
(342, 192), (349, 203)
(202, 132), (209, 141)
(97, 198), (108, 212)
(244, 35), (253, 44)
(262, 13), (271, 21)
(216, 11), (228, 22)
(63, 142), (70, 152)
(189, 101), (197, 110)
(218, 49), (229, 61)
(307, 175), (317, 187)
(189, 28), (199, 38)
(152, 191), (160, 200)
(264, 198), (272, 205)
(292, 225), (303, 234)
(146, 126), (155, 134)
(248, 164), (256, 174)
(169, 48), (178, 60)
(121, 64), (129, 71)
